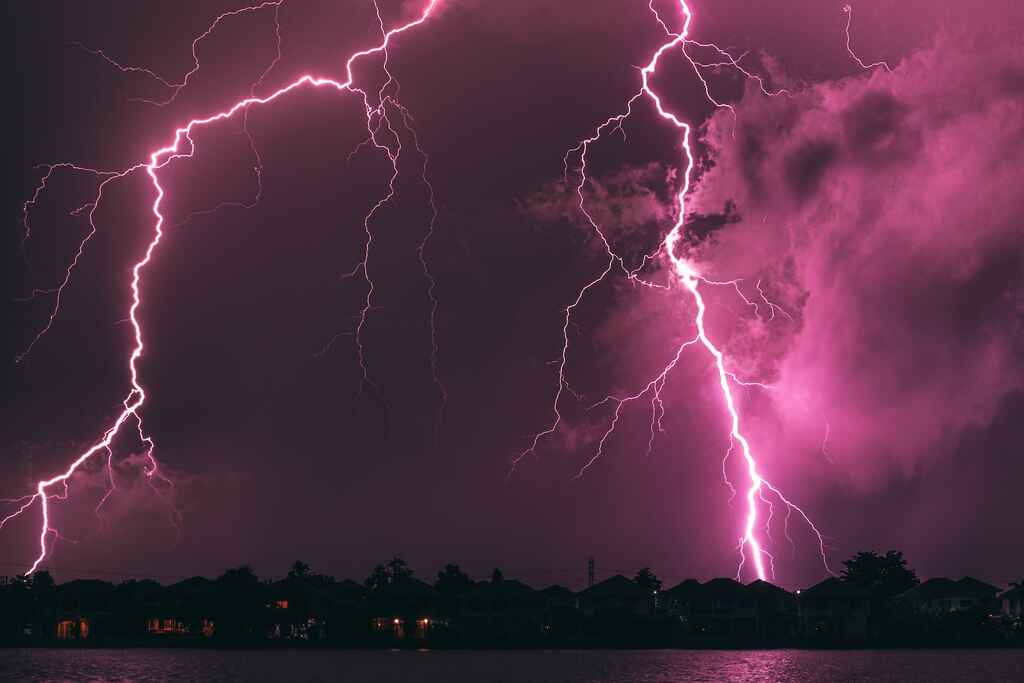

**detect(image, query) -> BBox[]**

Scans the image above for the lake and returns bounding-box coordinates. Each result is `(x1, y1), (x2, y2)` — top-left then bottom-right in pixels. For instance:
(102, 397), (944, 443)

(1, 648), (1022, 682)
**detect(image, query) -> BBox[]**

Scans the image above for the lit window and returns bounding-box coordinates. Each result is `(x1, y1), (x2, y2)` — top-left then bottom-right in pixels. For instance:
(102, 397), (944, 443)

(56, 620), (75, 640)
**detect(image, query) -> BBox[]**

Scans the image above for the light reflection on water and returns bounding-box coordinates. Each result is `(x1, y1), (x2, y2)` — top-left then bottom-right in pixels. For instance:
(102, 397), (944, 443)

(1, 648), (1022, 682)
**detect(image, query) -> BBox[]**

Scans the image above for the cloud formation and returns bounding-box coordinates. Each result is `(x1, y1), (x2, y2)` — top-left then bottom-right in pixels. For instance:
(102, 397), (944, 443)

(690, 36), (1024, 490)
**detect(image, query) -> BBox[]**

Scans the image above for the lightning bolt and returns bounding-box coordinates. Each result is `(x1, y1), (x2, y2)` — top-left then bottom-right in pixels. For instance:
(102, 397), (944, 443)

(843, 4), (891, 72)
(7, 0), (441, 574)
(11, 0), (847, 582)
(514, 0), (833, 582)
(70, 0), (288, 107)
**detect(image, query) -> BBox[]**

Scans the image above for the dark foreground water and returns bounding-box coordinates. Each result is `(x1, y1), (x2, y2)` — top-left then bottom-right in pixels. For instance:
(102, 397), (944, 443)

(2, 649), (1023, 682)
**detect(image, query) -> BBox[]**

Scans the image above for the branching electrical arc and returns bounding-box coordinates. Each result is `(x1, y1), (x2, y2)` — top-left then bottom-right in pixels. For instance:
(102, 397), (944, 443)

(5, 0), (889, 580)
(5, 0), (442, 575)
(509, 0), (838, 582)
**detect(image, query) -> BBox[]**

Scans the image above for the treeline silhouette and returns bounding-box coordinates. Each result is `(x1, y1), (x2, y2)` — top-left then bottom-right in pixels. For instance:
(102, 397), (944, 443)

(1, 551), (1021, 649)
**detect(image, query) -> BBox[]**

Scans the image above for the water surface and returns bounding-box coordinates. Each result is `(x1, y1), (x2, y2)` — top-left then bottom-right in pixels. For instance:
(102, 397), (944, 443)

(2, 648), (1022, 682)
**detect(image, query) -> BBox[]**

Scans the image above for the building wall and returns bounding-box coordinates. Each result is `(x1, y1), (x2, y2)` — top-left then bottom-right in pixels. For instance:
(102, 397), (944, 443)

(799, 598), (870, 641)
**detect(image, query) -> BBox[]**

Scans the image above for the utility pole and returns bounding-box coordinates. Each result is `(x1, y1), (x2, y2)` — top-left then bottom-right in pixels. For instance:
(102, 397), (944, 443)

(587, 556), (595, 588)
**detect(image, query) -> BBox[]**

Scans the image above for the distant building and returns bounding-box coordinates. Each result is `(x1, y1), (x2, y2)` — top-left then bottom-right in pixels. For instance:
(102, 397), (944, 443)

(671, 578), (759, 637)
(576, 574), (655, 618)
(540, 584), (575, 609)
(367, 577), (439, 641)
(998, 585), (1023, 619)
(663, 578), (701, 617)
(326, 578), (369, 641)
(5, 565), (1020, 648)
(541, 584), (579, 639)
(798, 577), (872, 641)
(894, 577), (1001, 615)
(460, 578), (548, 639)
(665, 578), (797, 641)
(151, 577), (217, 638)
(747, 579), (798, 640)
(54, 579), (116, 641)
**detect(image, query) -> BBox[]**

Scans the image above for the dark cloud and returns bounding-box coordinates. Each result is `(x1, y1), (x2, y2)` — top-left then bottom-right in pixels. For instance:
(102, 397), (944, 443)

(783, 139), (839, 199)
(521, 163), (672, 267)
(840, 90), (912, 160)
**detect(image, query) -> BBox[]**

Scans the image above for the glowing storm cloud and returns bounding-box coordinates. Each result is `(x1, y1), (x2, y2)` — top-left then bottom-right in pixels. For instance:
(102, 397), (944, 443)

(512, 0), (838, 581)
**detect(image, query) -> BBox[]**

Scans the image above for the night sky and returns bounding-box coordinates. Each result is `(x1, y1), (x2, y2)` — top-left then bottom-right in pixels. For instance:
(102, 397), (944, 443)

(3, 0), (1023, 591)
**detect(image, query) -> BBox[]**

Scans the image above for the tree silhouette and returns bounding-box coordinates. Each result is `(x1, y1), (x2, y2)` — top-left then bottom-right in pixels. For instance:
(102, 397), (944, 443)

(28, 571), (56, 639)
(634, 567), (662, 593)
(287, 561), (312, 581)
(29, 571), (55, 594)
(840, 550), (919, 599)
(0, 575), (32, 642)
(387, 557), (412, 579)
(365, 556), (414, 590)
(214, 565), (265, 643)
(435, 564), (473, 595)
(435, 564), (474, 617)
